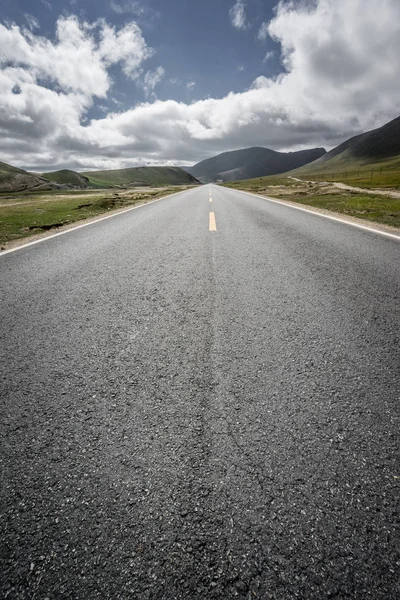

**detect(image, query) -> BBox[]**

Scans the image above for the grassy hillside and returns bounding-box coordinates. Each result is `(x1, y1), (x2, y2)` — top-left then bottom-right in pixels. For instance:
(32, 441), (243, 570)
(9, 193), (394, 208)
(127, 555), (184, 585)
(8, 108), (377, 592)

(0, 160), (56, 193)
(317, 115), (400, 162)
(187, 147), (326, 183)
(0, 160), (26, 182)
(41, 169), (89, 188)
(0, 161), (89, 192)
(293, 116), (400, 188)
(292, 156), (400, 188)
(0, 162), (200, 193)
(83, 166), (200, 187)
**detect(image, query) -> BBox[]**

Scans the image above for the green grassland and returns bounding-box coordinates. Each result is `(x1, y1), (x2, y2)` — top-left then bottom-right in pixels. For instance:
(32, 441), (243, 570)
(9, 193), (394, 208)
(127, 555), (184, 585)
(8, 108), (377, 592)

(224, 174), (400, 228)
(0, 187), (185, 247)
(292, 154), (400, 189)
(224, 175), (305, 191)
(278, 192), (400, 228)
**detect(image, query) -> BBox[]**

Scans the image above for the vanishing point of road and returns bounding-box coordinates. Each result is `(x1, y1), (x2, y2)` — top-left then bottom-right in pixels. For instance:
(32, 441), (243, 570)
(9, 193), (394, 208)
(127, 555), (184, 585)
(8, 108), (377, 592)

(1, 185), (399, 599)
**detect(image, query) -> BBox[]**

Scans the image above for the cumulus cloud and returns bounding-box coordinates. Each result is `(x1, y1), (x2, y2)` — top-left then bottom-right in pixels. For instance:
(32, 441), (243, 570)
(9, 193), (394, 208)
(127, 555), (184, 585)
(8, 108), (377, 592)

(0, 16), (152, 97)
(229, 1), (248, 30)
(97, 20), (153, 79)
(0, 15), (154, 167)
(1, 0), (400, 170)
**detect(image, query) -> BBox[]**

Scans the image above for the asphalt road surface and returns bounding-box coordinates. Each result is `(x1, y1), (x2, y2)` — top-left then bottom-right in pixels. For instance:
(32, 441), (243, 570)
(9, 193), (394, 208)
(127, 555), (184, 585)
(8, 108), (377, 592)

(1, 185), (399, 599)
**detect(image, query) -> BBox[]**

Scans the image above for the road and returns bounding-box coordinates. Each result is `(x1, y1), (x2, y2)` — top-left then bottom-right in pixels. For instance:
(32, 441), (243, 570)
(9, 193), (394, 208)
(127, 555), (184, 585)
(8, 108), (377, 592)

(1, 184), (399, 599)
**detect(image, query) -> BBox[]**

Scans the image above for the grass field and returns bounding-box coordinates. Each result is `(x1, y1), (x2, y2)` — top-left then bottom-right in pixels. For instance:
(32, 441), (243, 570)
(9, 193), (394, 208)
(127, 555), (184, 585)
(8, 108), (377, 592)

(225, 175), (304, 191)
(276, 193), (400, 228)
(292, 155), (400, 189)
(0, 186), (187, 247)
(224, 175), (400, 228)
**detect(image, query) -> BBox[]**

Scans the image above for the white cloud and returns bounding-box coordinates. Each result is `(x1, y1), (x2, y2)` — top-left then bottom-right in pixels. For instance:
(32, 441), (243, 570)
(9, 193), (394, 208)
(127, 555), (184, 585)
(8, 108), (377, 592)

(110, 1), (140, 15)
(97, 20), (153, 79)
(229, 1), (248, 30)
(1, 0), (400, 170)
(110, 1), (160, 19)
(24, 14), (40, 31)
(257, 22), (269, 41)
(237, 65), (245, 72)
(0, 16), (152, 98)
(141, 66), (165, 98)
(263, 51), (274, 63)
(111, 97), (125, 107)
(186, 81), (196, 90)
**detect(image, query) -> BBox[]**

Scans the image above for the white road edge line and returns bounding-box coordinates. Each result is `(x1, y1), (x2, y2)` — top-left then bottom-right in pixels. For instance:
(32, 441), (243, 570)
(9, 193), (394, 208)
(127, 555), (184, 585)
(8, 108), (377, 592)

(231, 188), (400, 241)
(0, 189), (189, 257)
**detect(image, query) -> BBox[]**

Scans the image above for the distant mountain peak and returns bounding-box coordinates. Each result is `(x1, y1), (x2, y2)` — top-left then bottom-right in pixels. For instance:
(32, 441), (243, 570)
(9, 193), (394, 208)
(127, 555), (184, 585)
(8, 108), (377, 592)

(293, 115), (400, 175)
(186, 146), (326, 182)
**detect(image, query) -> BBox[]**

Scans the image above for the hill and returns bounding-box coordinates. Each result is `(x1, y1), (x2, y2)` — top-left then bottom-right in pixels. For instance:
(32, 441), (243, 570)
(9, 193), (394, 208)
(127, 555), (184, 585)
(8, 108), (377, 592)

(187, 147), (326, 183)
(293, 116), (400, 187)
(40, 169), (90, 188)
(83, 166), (200, 187)
(0, 162), (200, 193)
(0, 160), (26, 179)
(0, 160), (57, 193)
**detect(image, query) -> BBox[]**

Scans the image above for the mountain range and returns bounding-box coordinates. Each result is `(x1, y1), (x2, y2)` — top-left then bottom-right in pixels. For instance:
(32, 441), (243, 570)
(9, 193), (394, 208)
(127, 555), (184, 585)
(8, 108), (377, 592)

(186, 147), (326, 183)
(1, 116), (399, 192)
(293, 116), (400, 175)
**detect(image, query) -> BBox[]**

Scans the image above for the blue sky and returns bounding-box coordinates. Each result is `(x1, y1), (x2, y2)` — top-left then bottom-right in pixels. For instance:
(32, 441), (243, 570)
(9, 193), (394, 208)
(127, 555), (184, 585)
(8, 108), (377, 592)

(0, 0), (399, 170)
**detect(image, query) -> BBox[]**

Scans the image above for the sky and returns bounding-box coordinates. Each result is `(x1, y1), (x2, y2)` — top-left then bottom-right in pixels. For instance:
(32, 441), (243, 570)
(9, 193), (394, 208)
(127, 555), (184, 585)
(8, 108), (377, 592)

(0, 0), (399, 171)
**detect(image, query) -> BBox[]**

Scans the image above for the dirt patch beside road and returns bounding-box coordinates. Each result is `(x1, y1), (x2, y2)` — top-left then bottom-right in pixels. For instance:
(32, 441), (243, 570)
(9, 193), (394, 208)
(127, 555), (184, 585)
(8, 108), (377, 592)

(289, 176), (400, 199)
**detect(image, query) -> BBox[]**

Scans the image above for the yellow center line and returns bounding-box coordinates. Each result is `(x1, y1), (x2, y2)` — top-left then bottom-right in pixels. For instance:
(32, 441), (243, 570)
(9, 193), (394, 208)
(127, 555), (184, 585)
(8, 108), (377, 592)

(209, 211), (217, 231)
(209, 197), (212, 203)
